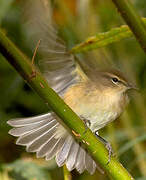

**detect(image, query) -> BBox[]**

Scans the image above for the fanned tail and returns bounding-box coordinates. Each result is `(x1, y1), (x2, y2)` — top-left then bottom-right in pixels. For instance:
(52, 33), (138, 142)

(7, 113), (97, 174)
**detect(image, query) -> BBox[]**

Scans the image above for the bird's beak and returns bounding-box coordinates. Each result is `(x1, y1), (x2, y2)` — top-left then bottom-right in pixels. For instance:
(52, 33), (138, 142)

(127, 83), (139, 91)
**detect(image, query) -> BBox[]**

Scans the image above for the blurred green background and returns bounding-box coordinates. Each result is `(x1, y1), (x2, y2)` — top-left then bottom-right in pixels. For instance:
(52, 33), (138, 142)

(0, 0), (146, 179)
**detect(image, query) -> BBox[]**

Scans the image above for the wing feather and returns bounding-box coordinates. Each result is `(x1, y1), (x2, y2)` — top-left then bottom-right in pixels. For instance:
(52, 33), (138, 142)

(7, 0), (99, 175)
(22, 0), (86, 96)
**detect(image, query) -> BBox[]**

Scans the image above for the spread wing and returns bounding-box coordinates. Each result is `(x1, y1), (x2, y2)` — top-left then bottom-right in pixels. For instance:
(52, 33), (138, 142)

(22, 0), (87, 96)
(7, 1), (101, 174)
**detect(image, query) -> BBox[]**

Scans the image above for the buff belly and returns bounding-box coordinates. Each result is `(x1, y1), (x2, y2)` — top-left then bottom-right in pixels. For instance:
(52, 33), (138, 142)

(63, 82), (127, 132)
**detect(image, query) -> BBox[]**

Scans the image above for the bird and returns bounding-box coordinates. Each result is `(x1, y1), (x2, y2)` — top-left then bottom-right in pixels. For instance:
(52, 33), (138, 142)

(7, 0), (136, 175)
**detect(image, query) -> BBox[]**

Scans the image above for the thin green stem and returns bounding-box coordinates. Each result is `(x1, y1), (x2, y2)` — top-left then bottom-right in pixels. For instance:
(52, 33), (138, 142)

(71, 24), (131, 53)
(0, 29), (134, 180)
(111, 0), (146, 53)
(71, 18), (146, 54)
(63, 165), (72, 180)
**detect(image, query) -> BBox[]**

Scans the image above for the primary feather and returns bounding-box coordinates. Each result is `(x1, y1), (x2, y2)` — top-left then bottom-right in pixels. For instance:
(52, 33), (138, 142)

(22, 0), (85, 96)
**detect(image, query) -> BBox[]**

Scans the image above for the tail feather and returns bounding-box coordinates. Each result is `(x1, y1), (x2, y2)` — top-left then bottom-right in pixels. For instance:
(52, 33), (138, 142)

(26, 123), (58, 152)
(46, 138), (65, 160)
(8, 118), (51, 137)
(75, 147), (86, 174)
(85, 153), (96, 175)
(7, 113), (97, 174)
(36, 135), (58, 158)
(56, 136), (73, 167)
(66, 142), (79, 171)
(7, 113), (51, 127)
(16, 120), (58, 145)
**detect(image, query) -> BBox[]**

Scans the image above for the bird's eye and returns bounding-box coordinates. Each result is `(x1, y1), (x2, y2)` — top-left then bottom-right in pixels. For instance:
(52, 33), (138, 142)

(112, 77), (119, 84)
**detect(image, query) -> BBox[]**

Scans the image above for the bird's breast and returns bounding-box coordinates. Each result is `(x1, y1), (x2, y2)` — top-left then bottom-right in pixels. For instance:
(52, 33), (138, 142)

(63, 82), (128, 132)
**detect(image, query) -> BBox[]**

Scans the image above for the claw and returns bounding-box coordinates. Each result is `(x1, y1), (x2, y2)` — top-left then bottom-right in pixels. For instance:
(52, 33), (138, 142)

(105, 142), (114, 164)
(80, 116), (91, 134)
(94, 133), (114, 164)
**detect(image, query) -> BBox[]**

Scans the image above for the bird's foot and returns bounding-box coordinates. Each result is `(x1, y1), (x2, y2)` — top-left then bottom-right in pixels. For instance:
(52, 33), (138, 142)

(94, 132), (114, 164)
(105, 141), (114, 164)
(81, 116), (91, 134)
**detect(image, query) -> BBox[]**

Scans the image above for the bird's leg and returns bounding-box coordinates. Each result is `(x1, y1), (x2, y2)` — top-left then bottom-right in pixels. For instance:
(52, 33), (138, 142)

(80, 116), (91, 134)
(95, 131), (114, 164)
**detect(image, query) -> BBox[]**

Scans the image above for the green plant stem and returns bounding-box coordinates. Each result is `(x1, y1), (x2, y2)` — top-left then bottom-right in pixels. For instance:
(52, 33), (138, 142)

(71, 24), (131, 53)
(0, 29), (134, 180)
(63, 165), (72, 180)
(111, 0), (146, 53)
(71, 18), (146, 54)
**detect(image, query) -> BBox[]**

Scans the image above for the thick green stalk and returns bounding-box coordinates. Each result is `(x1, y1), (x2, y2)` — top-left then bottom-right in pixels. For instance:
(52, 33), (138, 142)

(0, 29), (134, 180)
(111, 0), (146, 53)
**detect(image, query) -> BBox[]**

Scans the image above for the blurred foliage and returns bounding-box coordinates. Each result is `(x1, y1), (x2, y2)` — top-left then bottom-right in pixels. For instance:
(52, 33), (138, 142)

(3, 159), (52, 180)
(0, 0), (146, 180)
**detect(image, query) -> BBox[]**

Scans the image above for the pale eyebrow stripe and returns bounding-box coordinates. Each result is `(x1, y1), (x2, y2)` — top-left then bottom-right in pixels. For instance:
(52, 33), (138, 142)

(103, 72), (128, 86)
